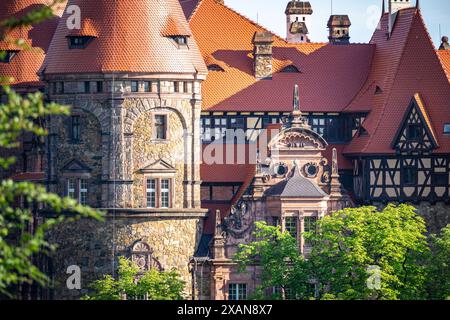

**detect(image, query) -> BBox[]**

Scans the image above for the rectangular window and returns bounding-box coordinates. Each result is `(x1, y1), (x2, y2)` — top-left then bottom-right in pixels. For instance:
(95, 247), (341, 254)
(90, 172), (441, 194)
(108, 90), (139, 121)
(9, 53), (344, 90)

(96, 81), (103, 93)
(228, 284), (247, 301)
(67, 179), (76, 199)
(402, 166), (417, 186)
(84, 81), (90, 93)
(131, 81), (139, 92)
(154, 115), (167, 140)
(407, 124), (421, 141)
(201, 118), (212, 141)
(146, 179), (156, 208)
(285, 217), (298, 239)
(213, 118), (227, 141)
(273, 216), (280, 227)
(144, 81), (152, 92)
(160, 179), (170, 208)
(444, 124), (450, 134)
(432, 173), (448, 187)
(303, 216), (317, 233)
(71, 115), (81, 141)
(79, 179), (88, 205)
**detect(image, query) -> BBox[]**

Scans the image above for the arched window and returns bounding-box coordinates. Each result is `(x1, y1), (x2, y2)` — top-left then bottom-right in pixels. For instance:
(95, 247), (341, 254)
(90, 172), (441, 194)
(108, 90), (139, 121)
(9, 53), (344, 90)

(280, 65), (300, 73)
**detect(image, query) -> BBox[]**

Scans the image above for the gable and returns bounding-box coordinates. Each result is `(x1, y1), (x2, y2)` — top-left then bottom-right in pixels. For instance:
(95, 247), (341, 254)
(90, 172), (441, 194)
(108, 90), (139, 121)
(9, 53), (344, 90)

(392, 94), (438, 153)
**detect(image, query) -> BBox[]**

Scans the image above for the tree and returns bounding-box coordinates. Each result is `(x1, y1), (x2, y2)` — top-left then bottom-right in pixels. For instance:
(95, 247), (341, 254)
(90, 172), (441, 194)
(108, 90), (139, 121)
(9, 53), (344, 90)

(235, 204), (431, 300)
(0, 1), (102, 297)
(234, 221), (312, 300)
(426, 224), (450, 300)
(82, 257), (185, 300)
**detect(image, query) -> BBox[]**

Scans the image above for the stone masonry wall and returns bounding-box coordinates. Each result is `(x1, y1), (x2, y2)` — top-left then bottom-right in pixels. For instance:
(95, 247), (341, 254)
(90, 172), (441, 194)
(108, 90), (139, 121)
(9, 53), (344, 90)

(47, 215), (203, 300)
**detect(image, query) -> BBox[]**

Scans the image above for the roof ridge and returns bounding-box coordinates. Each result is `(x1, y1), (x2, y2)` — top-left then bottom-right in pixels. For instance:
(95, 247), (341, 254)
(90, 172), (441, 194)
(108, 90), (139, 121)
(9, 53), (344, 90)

(363, 8), (418, 152)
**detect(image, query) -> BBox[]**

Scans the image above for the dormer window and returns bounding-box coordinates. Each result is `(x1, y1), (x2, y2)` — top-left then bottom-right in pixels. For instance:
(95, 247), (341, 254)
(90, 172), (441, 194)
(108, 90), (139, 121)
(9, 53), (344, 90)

(407, 124), (421, 141)
(208, 64), (224, 72)
(0, 50), (19, 63)
(172, 36), (187, 46)
(444, 124), (450, 134)
(280, 65), (300, 73)
(67, 36), (94, 49)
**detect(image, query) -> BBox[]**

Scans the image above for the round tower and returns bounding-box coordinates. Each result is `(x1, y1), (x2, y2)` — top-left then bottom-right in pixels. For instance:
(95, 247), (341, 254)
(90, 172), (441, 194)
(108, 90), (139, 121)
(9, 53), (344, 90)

(42, 0), (208, 299)
(285, 0), (313, 43)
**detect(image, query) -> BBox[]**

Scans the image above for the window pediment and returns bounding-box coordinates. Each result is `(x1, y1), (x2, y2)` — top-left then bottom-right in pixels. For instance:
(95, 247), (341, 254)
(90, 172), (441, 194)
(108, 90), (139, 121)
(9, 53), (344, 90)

(137, 159), (176, 174)
(62, 159), (92, 173)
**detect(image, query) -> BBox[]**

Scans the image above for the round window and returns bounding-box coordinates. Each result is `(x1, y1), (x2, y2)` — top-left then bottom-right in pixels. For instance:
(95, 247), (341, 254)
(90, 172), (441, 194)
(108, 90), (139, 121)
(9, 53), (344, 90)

(304, 163), (319, 178)
(275, 164), (288, 176)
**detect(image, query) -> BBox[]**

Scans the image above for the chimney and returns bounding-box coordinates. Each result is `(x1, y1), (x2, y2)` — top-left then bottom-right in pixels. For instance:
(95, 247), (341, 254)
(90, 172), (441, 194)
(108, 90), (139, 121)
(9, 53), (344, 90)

(327, 15), (351, 45)
(439, 36), (450, 50)
(253, 31), (274, 79)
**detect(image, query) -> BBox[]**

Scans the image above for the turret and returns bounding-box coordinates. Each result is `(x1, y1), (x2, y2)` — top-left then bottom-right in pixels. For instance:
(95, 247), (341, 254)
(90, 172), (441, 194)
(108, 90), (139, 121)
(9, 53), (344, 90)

(327, 15), (351, 45)
(285, 1), (313, 43)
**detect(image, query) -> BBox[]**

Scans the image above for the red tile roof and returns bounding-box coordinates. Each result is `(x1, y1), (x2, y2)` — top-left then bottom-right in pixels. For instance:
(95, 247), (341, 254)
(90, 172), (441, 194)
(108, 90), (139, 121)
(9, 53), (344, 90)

(0, 0), (61, 86)
(437, 50), (450, 83)
(345, 9), (450, 154)
(189, 0), (374, 112)
(42, 0), (206, 75)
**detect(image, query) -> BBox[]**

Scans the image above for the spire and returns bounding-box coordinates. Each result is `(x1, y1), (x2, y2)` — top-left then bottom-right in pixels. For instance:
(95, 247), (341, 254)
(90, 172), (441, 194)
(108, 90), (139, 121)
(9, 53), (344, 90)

(416, 0), (420, 9)
(293, 84), (300, 112)
(329, 147), (342, 196)
(382, 0), (385, 15)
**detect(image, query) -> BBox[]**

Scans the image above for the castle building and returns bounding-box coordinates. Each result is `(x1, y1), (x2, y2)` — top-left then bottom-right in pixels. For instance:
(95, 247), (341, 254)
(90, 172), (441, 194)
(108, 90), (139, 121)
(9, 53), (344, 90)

(1, 0), (450, 300)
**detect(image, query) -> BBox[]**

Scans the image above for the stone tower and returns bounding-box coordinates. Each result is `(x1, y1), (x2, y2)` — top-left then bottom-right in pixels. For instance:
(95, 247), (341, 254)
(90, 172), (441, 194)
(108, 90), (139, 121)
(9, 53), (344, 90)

(389, 0), (412, 14)
(40, 0), (208, 299)
(285, 0), (313, 43)
(327, 15), (351, 45)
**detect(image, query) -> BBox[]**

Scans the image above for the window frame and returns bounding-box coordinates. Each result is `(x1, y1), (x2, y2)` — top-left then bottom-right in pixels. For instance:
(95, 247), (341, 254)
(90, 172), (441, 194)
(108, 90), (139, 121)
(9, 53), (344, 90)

(66, 178), (89, 205)
(144, 177), (173, 209)
(402, 165), (418, 186)
(228, 283), (247, 301)
(153, 114), (169, 141)
(131, 81), (139, 93)
(70, 115), (81, 142)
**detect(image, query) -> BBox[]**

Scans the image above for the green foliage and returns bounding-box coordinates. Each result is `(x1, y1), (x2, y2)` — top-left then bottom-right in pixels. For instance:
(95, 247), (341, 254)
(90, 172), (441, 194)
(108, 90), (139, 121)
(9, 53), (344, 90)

(426, 224), (450, 300)
(235, 205), (440, 300)
(0, 3), (103, 297)
(82, 257), (185, 300)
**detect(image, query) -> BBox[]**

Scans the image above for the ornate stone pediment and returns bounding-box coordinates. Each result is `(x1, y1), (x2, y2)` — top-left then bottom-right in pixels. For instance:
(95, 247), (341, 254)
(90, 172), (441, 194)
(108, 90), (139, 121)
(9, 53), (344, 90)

(271, 128), (328, 150)
(137, 159), (176, 174)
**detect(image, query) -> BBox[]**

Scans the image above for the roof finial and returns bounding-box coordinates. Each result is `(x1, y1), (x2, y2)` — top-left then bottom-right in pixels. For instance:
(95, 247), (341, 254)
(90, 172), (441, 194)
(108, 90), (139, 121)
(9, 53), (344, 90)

(416, 0), (420, 9)
(293, 83), (300, 112)
(381, 0), (385, 15)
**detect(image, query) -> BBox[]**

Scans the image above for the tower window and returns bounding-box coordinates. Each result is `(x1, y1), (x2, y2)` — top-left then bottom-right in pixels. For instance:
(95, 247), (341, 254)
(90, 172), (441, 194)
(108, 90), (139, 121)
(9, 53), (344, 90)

(144, 81), (152, 92)
(84, 81), (90, 93)
(96, 81), (103, 93)
(154, 115), (167, 140)
(160, 179), (170, 208)
(67, 178), (89, 205)
(71, 115), (81, 142)
(131, 81), (139, 92)
(146, 179), (156, 208)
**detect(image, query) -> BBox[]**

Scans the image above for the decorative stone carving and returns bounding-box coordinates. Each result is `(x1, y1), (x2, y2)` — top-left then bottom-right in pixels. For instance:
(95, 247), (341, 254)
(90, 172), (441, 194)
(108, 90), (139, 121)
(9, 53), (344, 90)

(223, 201), (254, 240)
(131, 241), (163, 272)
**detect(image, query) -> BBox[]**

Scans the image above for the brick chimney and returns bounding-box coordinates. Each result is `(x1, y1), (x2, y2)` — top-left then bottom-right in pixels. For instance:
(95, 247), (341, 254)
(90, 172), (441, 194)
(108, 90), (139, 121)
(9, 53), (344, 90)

(327, 15), (351, 45)
(252, 31), (274, 79)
